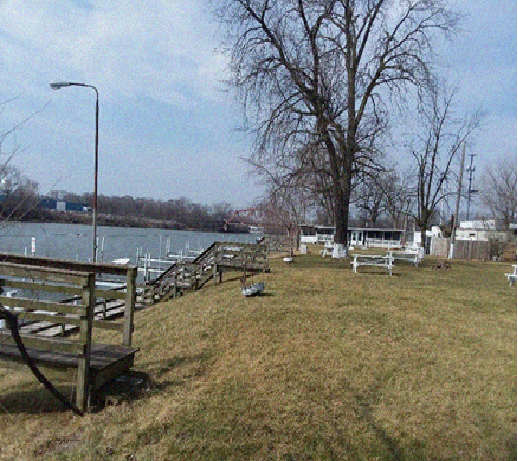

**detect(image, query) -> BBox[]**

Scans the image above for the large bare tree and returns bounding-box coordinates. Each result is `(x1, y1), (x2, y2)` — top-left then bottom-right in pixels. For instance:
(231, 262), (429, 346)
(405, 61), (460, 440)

(408, 84), (482, 250)
(217, 0), (459, 255)
(480, 159), (517, 230)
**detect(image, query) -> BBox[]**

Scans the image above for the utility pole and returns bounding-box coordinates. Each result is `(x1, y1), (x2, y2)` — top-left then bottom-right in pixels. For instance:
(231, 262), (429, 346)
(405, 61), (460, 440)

(466, 154), (478, 221)
(449, 142), (466, 259)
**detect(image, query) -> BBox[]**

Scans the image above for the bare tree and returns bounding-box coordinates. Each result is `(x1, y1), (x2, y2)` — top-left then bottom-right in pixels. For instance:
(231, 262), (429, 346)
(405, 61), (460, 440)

(0, 98), (46, 223)
(382, 169), (414, 228)
(250, 160), (313, 243)
(408, 84), (482, 250)
(217, 0), (459, 256)
(352, 173), (386, 227)
(480, 158), (517, 230)
(0, 165), (40, 221)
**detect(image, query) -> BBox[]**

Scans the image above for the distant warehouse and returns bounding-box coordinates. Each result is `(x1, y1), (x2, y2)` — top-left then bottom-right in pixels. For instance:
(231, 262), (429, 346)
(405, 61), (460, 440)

(38, 197), (88, 213)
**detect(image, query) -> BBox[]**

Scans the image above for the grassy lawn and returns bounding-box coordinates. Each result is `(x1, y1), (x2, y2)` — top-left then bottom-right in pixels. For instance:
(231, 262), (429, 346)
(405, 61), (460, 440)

(0, 252), (515, 460)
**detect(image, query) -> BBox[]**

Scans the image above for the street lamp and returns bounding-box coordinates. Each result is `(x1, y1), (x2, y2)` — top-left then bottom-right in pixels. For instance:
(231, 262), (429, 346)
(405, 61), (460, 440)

(50, 81), (99, 263)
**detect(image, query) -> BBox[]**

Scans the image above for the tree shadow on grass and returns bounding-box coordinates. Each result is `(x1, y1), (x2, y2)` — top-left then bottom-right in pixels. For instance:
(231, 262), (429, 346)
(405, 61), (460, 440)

(0, 383), (76, 415)
(341, 374), (517, 461)
(137, 352), (213, 392)
(0, 352), (214, 415)
(94, 353), (214, 410)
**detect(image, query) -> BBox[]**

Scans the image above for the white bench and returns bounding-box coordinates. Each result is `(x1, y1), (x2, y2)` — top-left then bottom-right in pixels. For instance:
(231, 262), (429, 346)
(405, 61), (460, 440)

(505, 265), (517, 286)
(322, 242), (334, 257)
(350, 254), (394, 275)
(388, 251), (422, 267)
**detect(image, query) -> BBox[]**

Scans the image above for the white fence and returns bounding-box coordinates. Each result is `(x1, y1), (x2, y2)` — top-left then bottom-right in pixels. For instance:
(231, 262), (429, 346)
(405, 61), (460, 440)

(365, 238), (402, 249)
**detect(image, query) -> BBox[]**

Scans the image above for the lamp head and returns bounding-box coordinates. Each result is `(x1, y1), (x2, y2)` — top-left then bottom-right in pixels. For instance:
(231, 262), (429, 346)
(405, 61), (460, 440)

(50, 81), (72, 90)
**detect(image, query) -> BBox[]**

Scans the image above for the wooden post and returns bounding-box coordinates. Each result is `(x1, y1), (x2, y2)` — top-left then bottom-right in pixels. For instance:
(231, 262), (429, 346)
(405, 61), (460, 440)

(76, 272), (95, 413)
(123, 267), (137, 347)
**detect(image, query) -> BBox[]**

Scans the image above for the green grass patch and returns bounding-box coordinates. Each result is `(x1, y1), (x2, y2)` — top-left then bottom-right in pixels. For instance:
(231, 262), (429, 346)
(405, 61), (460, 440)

(0, 254), (515, 460)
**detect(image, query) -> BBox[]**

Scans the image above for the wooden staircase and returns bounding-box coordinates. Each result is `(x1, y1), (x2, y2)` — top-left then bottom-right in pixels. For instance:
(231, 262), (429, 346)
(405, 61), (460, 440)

(142, 242), (268, 305)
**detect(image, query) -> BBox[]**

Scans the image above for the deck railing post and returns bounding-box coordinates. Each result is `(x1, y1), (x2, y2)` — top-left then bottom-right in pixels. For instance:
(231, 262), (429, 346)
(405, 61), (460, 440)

(77, 272), (95, 413)
(123, 266), (137, 347)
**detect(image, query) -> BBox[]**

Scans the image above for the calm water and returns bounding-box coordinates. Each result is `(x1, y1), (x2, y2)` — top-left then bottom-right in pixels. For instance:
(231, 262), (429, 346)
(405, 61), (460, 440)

(0, 222), (256, 264)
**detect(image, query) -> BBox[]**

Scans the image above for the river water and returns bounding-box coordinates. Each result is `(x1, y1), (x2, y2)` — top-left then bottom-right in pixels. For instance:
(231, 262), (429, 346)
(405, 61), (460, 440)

(0, 222), (256, 264)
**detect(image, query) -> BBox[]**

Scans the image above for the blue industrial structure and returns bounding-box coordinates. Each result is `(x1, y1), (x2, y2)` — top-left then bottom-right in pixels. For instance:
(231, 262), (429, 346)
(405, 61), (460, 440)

(0, 195), (88, 213)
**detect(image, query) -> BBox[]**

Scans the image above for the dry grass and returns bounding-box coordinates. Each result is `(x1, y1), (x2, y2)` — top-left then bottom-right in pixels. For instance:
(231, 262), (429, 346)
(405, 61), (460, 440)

(0, 253), (515, 460)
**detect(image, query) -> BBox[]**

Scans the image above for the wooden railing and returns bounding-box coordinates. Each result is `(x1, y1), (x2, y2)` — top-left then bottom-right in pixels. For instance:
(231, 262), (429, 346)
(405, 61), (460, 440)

(0, 253), (137, 346)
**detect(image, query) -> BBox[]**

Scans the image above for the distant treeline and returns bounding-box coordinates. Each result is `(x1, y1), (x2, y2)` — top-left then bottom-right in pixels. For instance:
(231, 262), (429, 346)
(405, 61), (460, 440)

(61, 193), (234, 231)
(0, 188), (237, 231)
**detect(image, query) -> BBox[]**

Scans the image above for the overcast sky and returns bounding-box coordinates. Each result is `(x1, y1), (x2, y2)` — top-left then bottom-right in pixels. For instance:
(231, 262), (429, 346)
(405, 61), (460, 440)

(0, 0), (515, 208)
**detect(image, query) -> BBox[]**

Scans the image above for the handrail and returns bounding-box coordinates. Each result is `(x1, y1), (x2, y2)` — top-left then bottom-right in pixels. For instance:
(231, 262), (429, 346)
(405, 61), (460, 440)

(0, 252), (136, 276)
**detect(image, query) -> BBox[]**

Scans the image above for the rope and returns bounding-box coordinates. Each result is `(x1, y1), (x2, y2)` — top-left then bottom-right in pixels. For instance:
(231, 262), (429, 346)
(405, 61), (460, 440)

(0, 305), (84, 416)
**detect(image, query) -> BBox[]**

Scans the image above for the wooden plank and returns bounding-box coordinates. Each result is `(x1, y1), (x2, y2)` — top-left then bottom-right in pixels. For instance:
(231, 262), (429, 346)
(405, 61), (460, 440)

(0, 296), (81, 315)
(0, 342), (138, 374)
(0, 263), (90, 286)
(93, 319), (123, 331)
(14, 311), (80, 324)
(0, 332), (80, 353)
(123, 267), (137, 347)
(1, 279), (83, 296)
(0, 253), (136, 276)
(76, 273), (95, 413)
(94, 289), (126, 300)
(13, 300), (125, 336)
(90, 350), (137, 389)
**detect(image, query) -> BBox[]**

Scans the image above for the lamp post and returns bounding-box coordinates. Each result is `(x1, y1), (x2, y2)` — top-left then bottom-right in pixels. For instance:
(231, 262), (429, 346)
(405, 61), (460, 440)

(50, 81), (99, 263)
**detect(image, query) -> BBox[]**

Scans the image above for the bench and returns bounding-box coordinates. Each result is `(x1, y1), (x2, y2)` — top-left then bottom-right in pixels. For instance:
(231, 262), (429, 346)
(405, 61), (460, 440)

(0, 255), (138, 413)
(350, 254), (394, 275)
(505, 265), (517, 286)
(322, 242), (334, 257)
(388, 251), (422, 267)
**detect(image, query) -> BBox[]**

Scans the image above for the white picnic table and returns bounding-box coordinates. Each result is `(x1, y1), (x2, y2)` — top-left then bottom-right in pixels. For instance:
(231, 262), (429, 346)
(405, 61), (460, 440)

(505, 264), (517, 286)
(388, 250), (422, 267)
(350, 253), (394, 275)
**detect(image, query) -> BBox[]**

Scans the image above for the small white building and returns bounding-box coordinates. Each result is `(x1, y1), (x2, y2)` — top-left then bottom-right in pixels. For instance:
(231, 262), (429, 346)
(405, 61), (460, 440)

(299, 225), (405, 249)
(456, 220), (509, 242)
(411, 226), (442, 253)
(299, 225), (335, 244)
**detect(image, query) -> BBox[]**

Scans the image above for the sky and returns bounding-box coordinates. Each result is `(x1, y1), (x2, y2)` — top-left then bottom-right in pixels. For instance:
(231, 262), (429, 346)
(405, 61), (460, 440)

(0, 0), (515, 209)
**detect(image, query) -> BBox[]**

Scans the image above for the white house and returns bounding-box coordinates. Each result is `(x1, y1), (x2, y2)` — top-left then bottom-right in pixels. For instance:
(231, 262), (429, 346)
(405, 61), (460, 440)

(300, 225), (405, 249)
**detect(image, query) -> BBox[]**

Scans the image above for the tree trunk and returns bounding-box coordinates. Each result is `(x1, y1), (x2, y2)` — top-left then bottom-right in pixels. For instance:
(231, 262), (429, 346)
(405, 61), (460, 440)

(332, 155), (352, 258)
(420, 227), (427, 252)
(333, 184), (350, 245)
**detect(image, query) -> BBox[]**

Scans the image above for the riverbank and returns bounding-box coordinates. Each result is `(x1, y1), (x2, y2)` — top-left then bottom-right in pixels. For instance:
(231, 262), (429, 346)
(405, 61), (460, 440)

(2, 209), (222, 232)
(0, 254), (515, 460)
